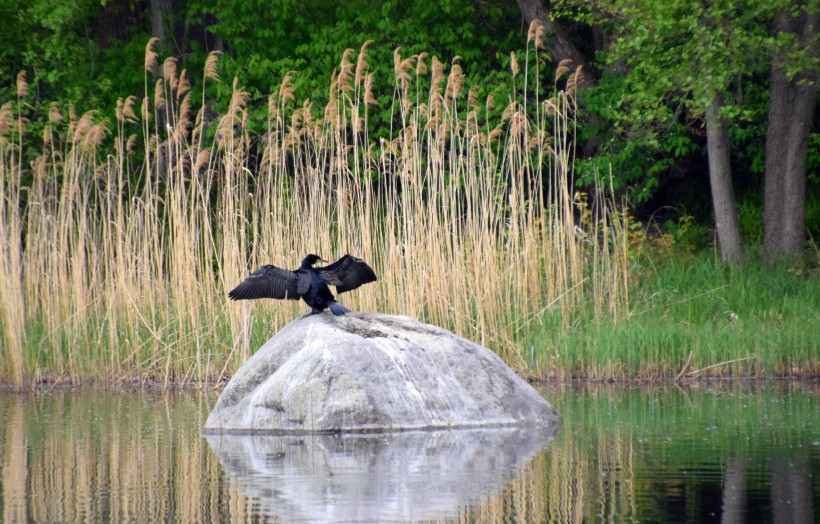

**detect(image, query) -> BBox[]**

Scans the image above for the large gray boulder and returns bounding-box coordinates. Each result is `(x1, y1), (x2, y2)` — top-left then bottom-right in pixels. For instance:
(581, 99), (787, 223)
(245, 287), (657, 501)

(204, 313), (559, 433)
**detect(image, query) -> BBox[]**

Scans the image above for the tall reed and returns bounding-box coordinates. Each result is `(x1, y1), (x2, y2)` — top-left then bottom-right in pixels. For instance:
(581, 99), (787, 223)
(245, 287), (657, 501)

(0, 25), (629, 385)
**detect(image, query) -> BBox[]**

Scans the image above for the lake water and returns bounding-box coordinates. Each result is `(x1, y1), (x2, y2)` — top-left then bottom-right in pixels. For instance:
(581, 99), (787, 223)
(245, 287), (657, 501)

(1, 384), (818, 523)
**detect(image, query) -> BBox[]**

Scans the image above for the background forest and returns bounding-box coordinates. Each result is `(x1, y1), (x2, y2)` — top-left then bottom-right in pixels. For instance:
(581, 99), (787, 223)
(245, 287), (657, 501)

(0, 0), (818, 385)
(2, 0), (817, 248)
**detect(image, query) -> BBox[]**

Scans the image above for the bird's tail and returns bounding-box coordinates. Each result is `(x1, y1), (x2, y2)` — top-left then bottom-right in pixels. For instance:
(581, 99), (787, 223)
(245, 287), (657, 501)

(328, 302), (349, 316)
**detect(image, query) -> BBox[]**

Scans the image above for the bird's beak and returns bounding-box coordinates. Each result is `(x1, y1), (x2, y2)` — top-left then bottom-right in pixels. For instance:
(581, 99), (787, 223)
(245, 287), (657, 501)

(319, 257), (328, 263)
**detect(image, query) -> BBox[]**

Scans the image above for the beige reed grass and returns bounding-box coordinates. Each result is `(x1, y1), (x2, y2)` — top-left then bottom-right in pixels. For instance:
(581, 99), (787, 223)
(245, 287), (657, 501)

(0, 31), (629, 386)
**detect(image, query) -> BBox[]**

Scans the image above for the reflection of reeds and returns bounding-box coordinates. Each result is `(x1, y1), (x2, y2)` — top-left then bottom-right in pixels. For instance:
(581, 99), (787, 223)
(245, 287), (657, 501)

(7, 391), (634, 523)
(2, 399), (28, 523)
(12, 392), (252, 523)
(443, 425), (637, 523)
(0, 393), (534, 522)
(4, 387), (817, 522)
(0, 36), (629, 385)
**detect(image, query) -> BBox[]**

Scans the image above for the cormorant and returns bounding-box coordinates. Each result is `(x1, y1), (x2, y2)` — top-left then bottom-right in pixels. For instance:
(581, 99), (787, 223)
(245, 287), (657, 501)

(228, 254), (377, 316)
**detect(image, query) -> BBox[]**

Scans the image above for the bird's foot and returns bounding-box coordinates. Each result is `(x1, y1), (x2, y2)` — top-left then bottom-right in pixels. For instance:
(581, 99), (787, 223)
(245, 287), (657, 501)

(328, 302), (350, 316)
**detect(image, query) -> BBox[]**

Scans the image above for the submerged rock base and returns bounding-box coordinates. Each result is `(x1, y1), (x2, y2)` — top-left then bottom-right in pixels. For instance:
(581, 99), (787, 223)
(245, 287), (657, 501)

(204, 313), (559, 433)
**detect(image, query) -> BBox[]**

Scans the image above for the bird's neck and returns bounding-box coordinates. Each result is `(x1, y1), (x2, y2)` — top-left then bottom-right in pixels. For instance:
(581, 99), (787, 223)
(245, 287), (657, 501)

(299, 260), (315, 270)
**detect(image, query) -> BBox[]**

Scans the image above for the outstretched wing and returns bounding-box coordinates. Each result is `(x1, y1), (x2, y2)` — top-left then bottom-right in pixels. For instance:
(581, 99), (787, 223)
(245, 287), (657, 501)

(228, 265), (301, 300)
(318, 255), (377, 294)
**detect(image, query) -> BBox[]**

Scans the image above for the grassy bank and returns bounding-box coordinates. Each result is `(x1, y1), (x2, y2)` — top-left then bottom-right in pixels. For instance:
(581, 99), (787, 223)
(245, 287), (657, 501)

(526, 253), (820, 380)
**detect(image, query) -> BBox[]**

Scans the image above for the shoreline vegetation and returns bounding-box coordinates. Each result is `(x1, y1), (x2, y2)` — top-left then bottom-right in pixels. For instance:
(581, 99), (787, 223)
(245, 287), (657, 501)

(1, 33), (817, 388)
(528, 253), (820, 381)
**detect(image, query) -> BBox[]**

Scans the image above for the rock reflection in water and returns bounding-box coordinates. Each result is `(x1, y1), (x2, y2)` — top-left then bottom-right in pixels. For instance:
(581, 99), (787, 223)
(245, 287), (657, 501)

(205, 427), (558, 523)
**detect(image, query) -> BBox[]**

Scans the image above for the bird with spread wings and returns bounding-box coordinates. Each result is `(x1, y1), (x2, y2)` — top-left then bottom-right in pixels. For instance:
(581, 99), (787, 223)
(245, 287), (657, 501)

(228, 254), (377, 316)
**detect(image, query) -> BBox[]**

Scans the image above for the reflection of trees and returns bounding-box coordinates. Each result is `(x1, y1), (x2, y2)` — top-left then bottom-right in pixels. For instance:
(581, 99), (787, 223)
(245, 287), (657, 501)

(721, 457), (746, 524)
(771, 454), (814, 524)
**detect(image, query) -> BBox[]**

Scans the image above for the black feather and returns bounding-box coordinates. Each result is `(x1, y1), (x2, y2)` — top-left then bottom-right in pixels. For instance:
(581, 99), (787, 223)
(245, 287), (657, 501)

(228, 254), (377, 315)
(318, 254), (378, 293)
(228, 265), (300, 300)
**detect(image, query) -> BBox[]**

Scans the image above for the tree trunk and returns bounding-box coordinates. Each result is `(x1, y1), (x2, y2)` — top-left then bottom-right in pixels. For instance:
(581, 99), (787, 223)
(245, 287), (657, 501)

(515, 0), (590, 79)
(150, 0), (172, 43)
(706, 94), (743, 263)
(763, 10), (818, 262)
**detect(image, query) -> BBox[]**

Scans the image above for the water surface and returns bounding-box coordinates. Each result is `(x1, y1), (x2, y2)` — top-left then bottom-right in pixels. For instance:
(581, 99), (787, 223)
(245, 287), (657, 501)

(1, 384), (818, 522)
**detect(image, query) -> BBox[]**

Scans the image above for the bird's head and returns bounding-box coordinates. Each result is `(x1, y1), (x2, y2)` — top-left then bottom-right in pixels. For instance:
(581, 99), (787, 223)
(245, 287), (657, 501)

(300, 253), (325, 268)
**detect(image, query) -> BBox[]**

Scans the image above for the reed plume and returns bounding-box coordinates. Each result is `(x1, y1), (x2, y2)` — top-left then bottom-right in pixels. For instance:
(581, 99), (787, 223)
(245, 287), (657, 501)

(555, 59), (574, 82)
(355, 40), (372, 89)
(0, 40), (632, 386)
(144, 37), (160, 75)
(204, 51), (222, 82)
(163, 57), (179, 91)
(177, 69), (191, 99)
(48, 102), (62, 124)
(16, 71), (28, 98)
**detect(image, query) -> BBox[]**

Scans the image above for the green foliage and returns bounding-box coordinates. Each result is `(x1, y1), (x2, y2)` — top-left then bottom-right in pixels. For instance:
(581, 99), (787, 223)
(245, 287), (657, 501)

(806, 189), (820, 242)
(1, 0), (146, 109)
(2, 0), (524, 140)
(736, 131), (820, 245)
(664, 212), (710, 250)
(808, 132), (820, 186)
(738, 197), (764, 243)
(607, 1), (778, 108)
(575, 73), (697, 202)
(566, 0), (817, 212)
(185, 0), (523, 135)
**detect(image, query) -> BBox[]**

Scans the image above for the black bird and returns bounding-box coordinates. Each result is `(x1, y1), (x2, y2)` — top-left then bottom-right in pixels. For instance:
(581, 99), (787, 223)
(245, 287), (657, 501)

(228, 254), (377, 316)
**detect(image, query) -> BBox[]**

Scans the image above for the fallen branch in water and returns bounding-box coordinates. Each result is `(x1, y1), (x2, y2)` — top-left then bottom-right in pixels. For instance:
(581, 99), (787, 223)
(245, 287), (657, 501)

(675, 351), (694, 383)
(683, 356), (757, 379)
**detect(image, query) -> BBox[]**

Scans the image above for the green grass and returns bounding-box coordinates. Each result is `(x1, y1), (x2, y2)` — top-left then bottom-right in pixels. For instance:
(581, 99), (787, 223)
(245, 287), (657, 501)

(525, 253), (820, 379)
(12, 252), (820, 385)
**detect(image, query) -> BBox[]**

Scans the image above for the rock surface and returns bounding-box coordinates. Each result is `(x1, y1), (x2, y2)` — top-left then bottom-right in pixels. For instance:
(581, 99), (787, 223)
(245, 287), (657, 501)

(204, 312), (559, 433)
(205, 427), (557, 522)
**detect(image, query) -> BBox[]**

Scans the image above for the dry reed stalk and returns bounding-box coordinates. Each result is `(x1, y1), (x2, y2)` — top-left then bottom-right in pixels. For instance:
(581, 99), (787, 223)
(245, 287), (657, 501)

(0, 40), (630, 384)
